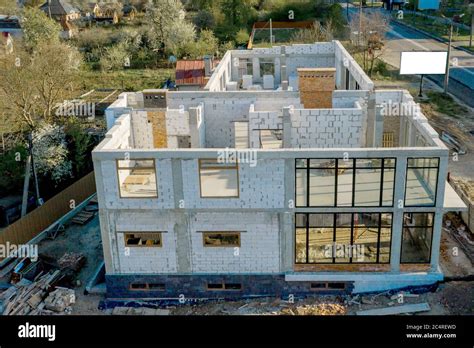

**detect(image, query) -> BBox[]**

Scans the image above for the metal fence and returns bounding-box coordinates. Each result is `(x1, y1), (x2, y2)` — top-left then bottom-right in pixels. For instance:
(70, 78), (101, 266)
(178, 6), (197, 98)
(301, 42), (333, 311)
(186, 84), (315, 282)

(0, 172), (96, 253)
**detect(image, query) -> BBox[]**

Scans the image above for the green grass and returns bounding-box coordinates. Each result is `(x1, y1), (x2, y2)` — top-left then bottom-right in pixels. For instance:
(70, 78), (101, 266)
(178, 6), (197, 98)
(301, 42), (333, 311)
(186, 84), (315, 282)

(77, 68), (175, 92)
(397, 14), (471, 42)
(423, 91), (468, 118)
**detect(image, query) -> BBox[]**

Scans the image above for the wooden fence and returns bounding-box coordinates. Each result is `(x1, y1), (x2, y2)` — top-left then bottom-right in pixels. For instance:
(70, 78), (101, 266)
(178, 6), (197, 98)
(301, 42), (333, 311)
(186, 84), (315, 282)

(0, 172), (96, 250)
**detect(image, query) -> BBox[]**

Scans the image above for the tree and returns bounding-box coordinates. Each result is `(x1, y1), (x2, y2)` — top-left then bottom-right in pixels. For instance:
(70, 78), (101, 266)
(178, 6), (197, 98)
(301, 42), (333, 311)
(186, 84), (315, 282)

(31, 123), (72, 184)
(291, 21), (334, 44)
(193, 9), (215, 30)
(221, 0), (258, 27)
(349, 11), (388, 76)
(101, 41), (130, 70)
(0, 42), (82, 130)
(20, 7), (61, 50)
(235, 28), (250, 46)
(145, 0), (186, 53)
(165, 20), (196, 58)
(189, 29), (219, 58)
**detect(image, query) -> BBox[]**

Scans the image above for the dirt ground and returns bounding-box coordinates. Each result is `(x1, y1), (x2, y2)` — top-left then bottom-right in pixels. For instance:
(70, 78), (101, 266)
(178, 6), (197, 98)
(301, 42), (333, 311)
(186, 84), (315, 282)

(35, 215), (106, 315)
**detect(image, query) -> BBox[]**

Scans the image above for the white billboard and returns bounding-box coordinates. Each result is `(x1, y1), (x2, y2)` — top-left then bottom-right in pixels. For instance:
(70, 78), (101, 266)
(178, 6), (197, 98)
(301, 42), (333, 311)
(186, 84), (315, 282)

(399, 51), (447, 75)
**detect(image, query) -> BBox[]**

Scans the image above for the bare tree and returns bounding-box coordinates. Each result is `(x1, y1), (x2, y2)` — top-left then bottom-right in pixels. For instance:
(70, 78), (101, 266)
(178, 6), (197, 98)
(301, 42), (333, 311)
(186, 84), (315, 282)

(290, 20), (335, 44)
(349, 11), (389, 76)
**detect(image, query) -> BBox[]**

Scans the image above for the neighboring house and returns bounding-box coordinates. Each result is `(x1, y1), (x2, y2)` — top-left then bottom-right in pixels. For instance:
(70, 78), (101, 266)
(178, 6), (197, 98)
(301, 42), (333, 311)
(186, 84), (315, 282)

(382, 0), (406, 10)
(93, 5), (120, 25)
(83, 2), (101, 19)
(94, 41), (467, 300)
(122, 4), (137, 21)
(175, 57), (220, 91)
(40, 0), (81, 22)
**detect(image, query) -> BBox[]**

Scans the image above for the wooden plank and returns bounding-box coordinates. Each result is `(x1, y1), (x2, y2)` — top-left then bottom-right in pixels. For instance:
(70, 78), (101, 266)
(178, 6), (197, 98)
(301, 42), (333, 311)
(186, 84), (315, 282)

(356, 303), (431, 316)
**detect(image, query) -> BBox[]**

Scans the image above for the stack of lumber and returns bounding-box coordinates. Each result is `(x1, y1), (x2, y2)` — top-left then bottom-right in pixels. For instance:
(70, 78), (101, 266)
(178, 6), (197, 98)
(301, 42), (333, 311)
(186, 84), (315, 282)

(58, 252), (86, 272)
(0, 270), (61, 315)
(43, 287), (76, 313)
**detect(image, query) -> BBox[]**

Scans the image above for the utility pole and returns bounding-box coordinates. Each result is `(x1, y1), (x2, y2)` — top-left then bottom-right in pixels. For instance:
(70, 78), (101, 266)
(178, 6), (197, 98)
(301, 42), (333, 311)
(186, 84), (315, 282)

(269, 18), (273, 47)
(347, 0), (349, 20)
(358, 0), (362, 47)
(444, 22), (453, 94)
(470, 5), (473, 47)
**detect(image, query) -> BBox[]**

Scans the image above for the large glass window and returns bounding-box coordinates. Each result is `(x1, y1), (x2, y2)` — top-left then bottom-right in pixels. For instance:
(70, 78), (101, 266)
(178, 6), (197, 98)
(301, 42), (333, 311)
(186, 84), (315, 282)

(309, 159), (336, 206)
(117, 159), (158, 198)
(405, 158), (439, 207)
(199, 159), (239, 198)
(295, 158), (395, 207)
(295, 213), (392, 264)
(401, 213), (434, 263)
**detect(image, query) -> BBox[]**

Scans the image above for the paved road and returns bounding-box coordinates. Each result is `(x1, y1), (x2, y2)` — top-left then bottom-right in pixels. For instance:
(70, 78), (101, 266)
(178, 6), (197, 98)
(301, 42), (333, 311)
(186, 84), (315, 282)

(346, 5), (474, 106)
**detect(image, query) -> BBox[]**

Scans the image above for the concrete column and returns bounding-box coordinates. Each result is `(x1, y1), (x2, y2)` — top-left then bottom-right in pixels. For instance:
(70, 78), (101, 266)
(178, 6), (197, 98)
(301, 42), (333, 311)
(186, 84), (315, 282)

(171, 159), (184, 208)
(93, 159), (115, 274)
(189, 106), (201, 148)
(430, 155), (448, 272)
(280, 53), (288, 82)
(274, 57), (281, 85)
(252, 57), (261, 83)
(390, 156), (408, 272)
(282, 107), (292, 148)
(365, 92), (377, 147)
(175, 212), (191, 273)
(374, 104), (384, 147)
(280, 157), (295, 272)
(279, 212), (294, 272)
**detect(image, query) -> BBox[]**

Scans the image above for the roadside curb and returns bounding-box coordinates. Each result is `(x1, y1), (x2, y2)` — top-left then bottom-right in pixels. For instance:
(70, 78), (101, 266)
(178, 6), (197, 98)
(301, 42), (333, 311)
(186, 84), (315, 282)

(391, 18), (474, 55)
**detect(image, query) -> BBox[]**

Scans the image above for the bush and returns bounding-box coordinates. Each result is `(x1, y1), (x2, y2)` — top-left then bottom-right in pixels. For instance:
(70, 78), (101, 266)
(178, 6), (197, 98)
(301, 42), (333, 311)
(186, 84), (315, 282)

(0, 145), (27, 194)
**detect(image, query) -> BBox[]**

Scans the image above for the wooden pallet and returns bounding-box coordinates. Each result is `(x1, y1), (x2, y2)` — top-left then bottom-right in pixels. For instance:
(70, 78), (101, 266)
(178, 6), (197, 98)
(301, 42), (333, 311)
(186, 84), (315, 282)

(71, 211), (95, 225)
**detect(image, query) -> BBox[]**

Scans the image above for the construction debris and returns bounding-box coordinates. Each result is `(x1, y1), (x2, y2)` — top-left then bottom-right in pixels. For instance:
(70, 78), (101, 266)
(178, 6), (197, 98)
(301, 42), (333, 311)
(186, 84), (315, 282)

(44, 287), (76, 313)
(281, 303), (346, 316)
(356, 302), (431, 316)
(0, 270), (61, 315)
(111, 307), (170, 315)
(58, 252), (86, 272)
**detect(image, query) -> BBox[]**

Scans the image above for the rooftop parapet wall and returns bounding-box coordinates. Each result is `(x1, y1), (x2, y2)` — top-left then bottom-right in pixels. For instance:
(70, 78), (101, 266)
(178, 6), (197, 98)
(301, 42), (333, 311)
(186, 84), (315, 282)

(96, 114), (132, 151)
(334, 41), (374, 91)
(375, 90), (446, 148)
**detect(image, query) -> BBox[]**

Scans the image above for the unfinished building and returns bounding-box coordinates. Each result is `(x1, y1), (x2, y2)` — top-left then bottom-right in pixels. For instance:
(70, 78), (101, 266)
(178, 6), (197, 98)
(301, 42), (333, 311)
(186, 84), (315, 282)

(93, 41), (467, 299)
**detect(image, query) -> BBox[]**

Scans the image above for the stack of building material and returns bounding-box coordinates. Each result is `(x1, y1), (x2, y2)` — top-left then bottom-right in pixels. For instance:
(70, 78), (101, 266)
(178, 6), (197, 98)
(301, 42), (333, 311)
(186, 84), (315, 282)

(58, 252), (86, 272)
(43, 287), (75, 313)
(71, 210), (95, 225)
(449, 177), (474, 234)
(0, 270), (61, 315)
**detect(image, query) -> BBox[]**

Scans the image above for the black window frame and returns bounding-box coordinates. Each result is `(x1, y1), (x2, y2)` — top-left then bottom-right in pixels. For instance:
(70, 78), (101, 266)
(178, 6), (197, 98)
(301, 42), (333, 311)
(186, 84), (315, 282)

(404, 157), (440, 208)
(295, 158), (396, 208)
(294, 212), (393, 265)
(400, 212), (435, 264)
